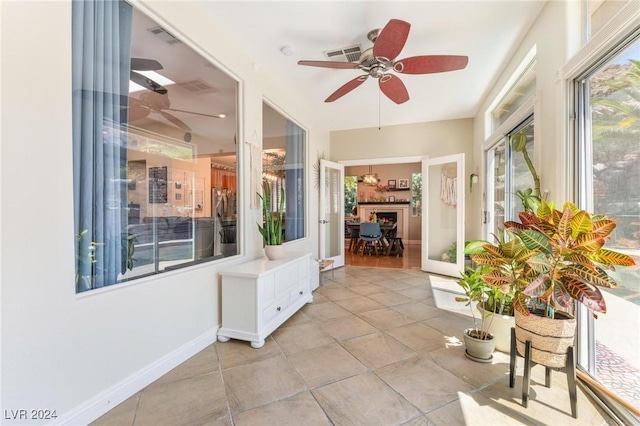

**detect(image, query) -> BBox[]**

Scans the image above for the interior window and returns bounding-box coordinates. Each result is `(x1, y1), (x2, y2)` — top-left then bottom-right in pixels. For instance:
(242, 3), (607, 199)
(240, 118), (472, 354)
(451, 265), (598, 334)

(262, 103), (306, 242)
(72, 1), (239, 292)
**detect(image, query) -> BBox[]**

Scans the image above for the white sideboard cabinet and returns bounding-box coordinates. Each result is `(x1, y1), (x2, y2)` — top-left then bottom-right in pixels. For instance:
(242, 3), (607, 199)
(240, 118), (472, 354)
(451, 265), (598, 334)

(217, 251), (313, 348)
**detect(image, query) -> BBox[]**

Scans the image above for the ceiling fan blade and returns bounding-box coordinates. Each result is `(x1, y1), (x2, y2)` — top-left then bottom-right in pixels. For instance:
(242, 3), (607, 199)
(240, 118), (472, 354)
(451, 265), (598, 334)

(379, 74), (409, 104)
(166, 108), (225, 118)
(373, 19), (410, 61)
(130, 70), (168, 94)
(298, 60), (360, 70)
(325, 75), (369, 102)
(131, 58), (163, 71)
(160, 111), (191, 132)
(393, 55), (469, 74)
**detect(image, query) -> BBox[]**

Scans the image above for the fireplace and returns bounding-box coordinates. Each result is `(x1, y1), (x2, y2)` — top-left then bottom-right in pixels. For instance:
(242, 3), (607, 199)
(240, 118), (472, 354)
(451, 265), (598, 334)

(377, 212), (397, 222)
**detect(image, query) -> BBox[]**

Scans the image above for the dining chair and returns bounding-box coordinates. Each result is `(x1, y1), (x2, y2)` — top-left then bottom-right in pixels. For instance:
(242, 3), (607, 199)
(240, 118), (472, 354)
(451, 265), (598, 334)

(358, 222), (383, 256)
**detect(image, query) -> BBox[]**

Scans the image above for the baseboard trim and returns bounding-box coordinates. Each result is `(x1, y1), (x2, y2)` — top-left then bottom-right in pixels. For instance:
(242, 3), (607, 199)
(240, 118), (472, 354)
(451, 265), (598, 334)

(54, 327), (219, 425)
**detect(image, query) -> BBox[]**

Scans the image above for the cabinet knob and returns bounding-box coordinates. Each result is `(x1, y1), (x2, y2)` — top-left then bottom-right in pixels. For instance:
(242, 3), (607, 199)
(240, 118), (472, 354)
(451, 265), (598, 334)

(277, 307), (281, 311)
(299, 291), (303, 295)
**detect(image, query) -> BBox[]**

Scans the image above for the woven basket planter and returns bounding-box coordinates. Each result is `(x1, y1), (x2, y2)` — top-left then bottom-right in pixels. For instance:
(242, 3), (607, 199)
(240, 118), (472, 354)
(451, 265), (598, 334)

(514, 310), (576, 368)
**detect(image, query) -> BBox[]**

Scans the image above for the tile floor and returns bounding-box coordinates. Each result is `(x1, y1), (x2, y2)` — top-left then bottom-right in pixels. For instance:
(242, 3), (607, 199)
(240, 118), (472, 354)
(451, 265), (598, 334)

(92, 266), (613, 426)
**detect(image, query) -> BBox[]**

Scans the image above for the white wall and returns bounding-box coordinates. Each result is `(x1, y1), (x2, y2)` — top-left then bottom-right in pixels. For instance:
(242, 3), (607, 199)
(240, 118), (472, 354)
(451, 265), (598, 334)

(0, 1), (328, 423)
(469, 0), (581, 240)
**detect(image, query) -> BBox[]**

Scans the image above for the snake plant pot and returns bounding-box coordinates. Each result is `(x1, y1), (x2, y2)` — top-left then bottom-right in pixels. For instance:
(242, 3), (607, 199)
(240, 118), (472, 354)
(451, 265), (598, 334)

(515, 310), (576, 368)
(463, 329), (495, 363)
(264, 245), (284, 260)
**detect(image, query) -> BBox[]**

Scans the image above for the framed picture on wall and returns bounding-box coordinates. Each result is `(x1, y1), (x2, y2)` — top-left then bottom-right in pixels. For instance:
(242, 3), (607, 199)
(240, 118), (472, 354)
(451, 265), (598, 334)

(388, 179), (397, 189)
(398, 178), (409, 189)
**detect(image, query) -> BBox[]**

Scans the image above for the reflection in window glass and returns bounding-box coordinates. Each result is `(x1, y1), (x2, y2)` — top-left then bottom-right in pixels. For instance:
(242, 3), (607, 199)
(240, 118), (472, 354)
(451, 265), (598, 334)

(72, 1), (238, 292)
(262, 103), (306, 242)
(578, 38), (640, 408)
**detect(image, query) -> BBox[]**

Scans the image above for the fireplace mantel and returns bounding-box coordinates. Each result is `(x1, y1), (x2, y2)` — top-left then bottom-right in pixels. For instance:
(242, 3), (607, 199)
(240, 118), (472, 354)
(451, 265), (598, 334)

(358, 204), (410, 242)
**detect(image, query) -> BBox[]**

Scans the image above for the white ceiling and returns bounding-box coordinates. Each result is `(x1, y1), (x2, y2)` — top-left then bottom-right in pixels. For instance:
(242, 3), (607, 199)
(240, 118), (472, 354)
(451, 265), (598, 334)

(200, 1), (546, 131)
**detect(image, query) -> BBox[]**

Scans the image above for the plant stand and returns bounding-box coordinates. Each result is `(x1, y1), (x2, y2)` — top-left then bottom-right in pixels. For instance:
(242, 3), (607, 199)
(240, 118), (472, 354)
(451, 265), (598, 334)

(509, 327), (577, 418)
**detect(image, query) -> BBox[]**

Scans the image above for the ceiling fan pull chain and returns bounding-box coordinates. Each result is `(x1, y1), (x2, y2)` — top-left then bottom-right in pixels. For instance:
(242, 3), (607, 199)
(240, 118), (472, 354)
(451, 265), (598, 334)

(378, 90), (381, 131)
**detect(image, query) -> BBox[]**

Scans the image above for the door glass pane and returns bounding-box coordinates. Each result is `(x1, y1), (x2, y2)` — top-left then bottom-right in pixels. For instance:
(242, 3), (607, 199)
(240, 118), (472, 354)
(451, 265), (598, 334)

(491, 142), (506, 236)
(509, 119), (536, 217)
(582, 38), (640, 408)
(427, 161), (458, 262)
(323, 165), (342, 259)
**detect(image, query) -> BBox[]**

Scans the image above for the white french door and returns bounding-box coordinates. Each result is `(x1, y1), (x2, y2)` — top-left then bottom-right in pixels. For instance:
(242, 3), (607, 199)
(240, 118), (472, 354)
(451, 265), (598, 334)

(421, 153), (465, 277)
(319, 159), (345, 267)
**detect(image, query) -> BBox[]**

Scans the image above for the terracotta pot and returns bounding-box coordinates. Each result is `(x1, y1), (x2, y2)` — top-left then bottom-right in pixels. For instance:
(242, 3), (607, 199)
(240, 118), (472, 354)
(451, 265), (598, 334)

(515, 309), (576, 368)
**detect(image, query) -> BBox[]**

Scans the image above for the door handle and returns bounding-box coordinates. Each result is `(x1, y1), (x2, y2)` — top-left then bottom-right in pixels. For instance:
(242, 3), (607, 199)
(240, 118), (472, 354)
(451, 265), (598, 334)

(319, 219), (330, 224)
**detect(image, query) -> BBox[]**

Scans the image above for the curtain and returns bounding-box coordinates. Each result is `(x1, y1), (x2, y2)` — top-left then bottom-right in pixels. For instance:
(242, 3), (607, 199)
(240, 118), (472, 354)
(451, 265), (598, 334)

(72, 0), (132, 292)
(285, 120), (305, 241)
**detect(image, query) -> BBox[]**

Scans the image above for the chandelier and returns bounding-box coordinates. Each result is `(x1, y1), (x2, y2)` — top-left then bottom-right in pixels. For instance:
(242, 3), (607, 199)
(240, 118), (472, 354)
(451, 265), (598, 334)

(361, 165), (378, 186)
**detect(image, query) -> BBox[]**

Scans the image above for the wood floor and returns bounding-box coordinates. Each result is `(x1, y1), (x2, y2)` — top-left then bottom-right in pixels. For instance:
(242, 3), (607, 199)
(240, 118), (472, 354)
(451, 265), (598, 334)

(343, 240), (421, 270)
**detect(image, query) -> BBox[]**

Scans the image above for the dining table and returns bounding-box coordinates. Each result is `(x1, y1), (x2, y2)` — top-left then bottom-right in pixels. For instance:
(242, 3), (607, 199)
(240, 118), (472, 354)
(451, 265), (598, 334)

(346, 221), (397, 255)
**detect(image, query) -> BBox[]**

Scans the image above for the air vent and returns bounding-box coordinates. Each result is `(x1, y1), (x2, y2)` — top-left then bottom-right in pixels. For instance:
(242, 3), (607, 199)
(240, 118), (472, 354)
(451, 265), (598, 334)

(177, 79), (218, 95)
(148, 26), (181, 45)
(324, 44), (362, 63)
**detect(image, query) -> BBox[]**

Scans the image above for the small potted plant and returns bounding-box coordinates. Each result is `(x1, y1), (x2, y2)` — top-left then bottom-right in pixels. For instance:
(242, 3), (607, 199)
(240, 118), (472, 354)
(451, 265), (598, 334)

(456, 265), (496, 362)
(257, 180), (285, 260)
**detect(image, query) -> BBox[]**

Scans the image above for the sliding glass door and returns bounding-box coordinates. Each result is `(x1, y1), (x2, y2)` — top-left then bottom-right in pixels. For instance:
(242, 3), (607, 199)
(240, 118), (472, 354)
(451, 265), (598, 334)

(575, 36), (640, 411)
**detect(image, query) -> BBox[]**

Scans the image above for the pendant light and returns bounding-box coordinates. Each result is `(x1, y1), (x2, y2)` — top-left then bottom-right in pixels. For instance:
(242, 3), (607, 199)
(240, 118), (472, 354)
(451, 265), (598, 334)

(362, 165), (378, 186)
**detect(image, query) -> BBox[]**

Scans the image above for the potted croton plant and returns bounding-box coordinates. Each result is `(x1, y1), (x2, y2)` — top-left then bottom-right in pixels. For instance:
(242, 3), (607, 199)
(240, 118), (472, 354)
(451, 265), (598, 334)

(466, 199), (636, 368)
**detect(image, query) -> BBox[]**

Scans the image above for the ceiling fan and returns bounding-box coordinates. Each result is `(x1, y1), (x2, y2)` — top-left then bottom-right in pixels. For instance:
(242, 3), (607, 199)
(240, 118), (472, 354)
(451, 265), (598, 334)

(128, 91), (225, 134)
(130, 58), (168, 94)
(298, 19), (468, 104)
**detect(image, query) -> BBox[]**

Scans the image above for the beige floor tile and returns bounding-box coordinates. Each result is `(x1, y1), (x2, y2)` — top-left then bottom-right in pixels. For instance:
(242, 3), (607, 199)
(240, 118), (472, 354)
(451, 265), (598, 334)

(342, 332), (418, 369)
(391, 302), (444, 321)
(288, 343), (368, 388)
(385, 322), (449, 353)
(358, 307), (416, 330)
(233, 392), (330, 426)
(422, 312), (473, 340)
(90, 392), (140, 426)
(280, 309), (313, 328)
(310, 292), (331, 304)
(422, 392), (532, 426)
(135, 372), (229, 425)
(396, 286), (433, 300)
(317, 313), (378, 341)
(312, 373), (420, 425)
(426, 345), (511, 389)
(367, 291), (414, 306)
(151, 345), (218, 386)
(222, 355), (306, 414)
(375, 356), (474, 412)
(301, 301), (351, 321)
(478, 370), (609, 425)
(399, 276), (432, 287)
(316, 286), (361, 301)
(371, 279), (415, 292)
(216, 336), (282, 370)
(334, 295), (385, 313)
(272, 322), (335, 354)
(348, 283), (388, 296)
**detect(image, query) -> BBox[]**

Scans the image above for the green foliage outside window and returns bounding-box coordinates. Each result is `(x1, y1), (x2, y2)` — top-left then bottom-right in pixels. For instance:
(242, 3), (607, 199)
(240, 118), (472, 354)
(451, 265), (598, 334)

(345, 176), (358, 215)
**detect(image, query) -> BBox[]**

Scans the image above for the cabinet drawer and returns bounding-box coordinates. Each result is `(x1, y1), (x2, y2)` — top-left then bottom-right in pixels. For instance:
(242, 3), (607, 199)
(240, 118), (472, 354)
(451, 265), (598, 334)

(275, 263), (298, 294)
(289, 285), (307, 305)
(263, 296), (289, 324)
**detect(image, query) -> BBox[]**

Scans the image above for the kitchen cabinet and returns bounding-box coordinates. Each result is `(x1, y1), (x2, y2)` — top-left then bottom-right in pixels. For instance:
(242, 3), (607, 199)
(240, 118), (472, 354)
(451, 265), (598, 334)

(217, 252), (313, 348)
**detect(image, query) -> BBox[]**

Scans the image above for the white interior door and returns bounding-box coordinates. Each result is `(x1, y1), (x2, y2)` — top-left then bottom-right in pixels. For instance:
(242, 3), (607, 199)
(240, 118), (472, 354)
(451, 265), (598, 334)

(421, 153), (465, 277)
(319, 159), (345, 267)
